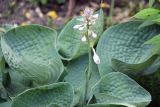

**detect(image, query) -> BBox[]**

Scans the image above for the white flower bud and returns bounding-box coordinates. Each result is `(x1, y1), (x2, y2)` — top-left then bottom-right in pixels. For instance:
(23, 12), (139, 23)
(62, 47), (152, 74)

(73, 24), (82, 29)
(78, 26), (84, 31)
(13, 24), (18, 27)
(81, 36), (87, 42)
(73, 24), (85, 31)
(92, 14), (99, 19)
(91, 31), (97, 38)
(92, 48), (100, 64)
(88, 30), (97, 38)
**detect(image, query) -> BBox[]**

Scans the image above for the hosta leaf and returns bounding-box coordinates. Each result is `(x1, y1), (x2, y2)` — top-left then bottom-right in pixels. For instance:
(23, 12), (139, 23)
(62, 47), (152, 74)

(136, 69), (160, 106)
(0, 101), (12, 107)
(111, 55), (158, 75)
(97, 21), (160, 76)
(0, 56), (5, 80)
(48, 103), (61, 107)
(144, 34), (160, 54)
(5, 68), (31, 97)
(138, 14), (160, 28)
(92, 72), (151, 107)
(134, 8), (160, 19)
(1, 24), (18, 32)
(1, 25), (64, 84)
(58, 10), (104, 60)
(0, 28), (7, 101)
(84, 104), (126, 107)
(12, 82), (74, 107)
(64, 54), (100, 106)
(138, 20), (155, 28)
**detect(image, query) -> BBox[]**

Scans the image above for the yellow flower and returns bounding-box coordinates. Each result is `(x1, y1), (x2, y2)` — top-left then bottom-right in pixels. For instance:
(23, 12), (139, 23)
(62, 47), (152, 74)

(21, 22), (28, 26)
(25, 12), (32, 19)
(47, 11), (58, 20)
(100, 2), (110, 9)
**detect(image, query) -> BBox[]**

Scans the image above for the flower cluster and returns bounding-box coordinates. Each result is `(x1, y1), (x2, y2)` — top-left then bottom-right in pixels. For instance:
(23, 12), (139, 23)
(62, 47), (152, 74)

(73, 7), (100, 64)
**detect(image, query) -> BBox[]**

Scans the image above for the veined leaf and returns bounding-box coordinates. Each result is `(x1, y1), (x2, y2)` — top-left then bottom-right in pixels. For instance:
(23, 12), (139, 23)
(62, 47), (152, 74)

(48, 103), (61, 107)
(0, 101), (12, 107)
(64, 55), (100, 106)
(12, 82), (74, 107)
(136, 69), (160, 105)
(0, 27), (7, 101)
(144, 34), (160, 54)
(138, 20), (155, 28)
(138, 14), (160, 28)
(84, 104), (126, 107)
(97, 21), (160, 76)
(84, 104), (127, 107)
(134, 8), (160, 20)
(58, 10), (104, 60)
(5, 68), (31, 97)
(1, 25), (64, 84)
(92, 72), (151, 107)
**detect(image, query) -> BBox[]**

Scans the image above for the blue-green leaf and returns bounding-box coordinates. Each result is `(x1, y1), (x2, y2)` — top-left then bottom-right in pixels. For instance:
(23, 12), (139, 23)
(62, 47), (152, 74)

(92, 72), (151, 107)
(97, 21), (160, 76)
(58, 10), (104, 60)
(1, 25), (64, 84)
(12, 82), (74, 107)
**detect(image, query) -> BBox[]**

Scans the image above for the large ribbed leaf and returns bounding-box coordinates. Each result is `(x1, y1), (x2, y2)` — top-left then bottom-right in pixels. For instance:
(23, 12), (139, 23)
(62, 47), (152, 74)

(58, 10), (104, 60)
(0, 101), (12, 107)
(137, 69), (160, 106)
(64, 55), (100, 106)
(12, 82), (73, 107)
(97, 21), (160, 76)
(0, 28), (7, 101)
(6, 68), (31, 97)
(92, 72), (151, 107)
(144, 34), (160, 54)
(84, 104), (126, 107)
(0, 58), (6, 100)
(48, 103), (61, 107)
(1, 25), (64, 84)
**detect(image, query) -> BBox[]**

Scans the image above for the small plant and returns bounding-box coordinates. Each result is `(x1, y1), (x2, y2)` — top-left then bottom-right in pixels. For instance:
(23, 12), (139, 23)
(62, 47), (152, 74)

(1, 6), (160, 107)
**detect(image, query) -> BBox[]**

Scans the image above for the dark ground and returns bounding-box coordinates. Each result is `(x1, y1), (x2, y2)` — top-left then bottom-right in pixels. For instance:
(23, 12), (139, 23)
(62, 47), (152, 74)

(0, 0), (147, 28)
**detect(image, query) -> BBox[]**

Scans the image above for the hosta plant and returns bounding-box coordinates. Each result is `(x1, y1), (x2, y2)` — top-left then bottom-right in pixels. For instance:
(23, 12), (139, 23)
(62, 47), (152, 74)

(0, 7), (160, 107)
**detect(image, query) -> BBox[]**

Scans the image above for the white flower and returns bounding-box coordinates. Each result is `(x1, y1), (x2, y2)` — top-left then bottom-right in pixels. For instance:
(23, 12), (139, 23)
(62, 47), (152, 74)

(92, 48), (100, 64)
(78, 26), (85, 31)
(81, 36), (87, 42)
(82, 7), (94, 19)
(73, 7), (99, 42)
(92, 14), (99, 19)
(73, 24), (82, 29)
(91, 31), (97, 38)
(13, 24), (18, 27)
(88, 30), (97, 38)
(73, 7), (99, 30)
(89, 14), (99, 25)
(73, 24), (85, 31)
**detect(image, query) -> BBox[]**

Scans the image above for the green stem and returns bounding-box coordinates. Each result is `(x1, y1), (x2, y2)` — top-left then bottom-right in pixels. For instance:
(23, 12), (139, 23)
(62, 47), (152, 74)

(107, 0), (115, 26)
(83, 23), (92, 106)
(84, 47), (92, 104)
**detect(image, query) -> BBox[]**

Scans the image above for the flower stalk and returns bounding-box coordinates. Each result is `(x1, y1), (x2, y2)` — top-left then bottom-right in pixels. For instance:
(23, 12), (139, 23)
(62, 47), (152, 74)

(73, 7), (100, 105)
